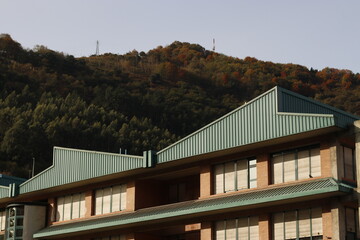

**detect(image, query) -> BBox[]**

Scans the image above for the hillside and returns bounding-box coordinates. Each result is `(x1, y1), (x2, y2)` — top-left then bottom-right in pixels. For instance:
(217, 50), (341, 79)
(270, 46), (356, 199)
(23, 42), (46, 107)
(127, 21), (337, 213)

(0, 34), (359, 177)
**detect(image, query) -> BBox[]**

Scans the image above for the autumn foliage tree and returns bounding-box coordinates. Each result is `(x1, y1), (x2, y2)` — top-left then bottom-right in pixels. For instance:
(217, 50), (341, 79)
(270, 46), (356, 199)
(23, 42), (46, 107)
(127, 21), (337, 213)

(0, 35), (359, 177)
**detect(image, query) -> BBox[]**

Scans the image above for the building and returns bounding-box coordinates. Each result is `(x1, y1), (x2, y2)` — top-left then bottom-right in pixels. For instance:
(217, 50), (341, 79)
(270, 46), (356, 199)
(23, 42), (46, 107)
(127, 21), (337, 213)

(0, 86), (359, 240)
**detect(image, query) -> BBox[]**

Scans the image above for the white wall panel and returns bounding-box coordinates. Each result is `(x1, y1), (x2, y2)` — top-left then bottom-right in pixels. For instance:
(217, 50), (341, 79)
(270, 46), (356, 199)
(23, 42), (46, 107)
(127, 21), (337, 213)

(103, 187), (112, 214)
(298, 150), (310, 180)
(224, 162), (235, 192)
(237, 160), (248, 189)
(71, 194), (80, 219)
(215, 164), (224, 194)
(312, 207), (323, 236)
(112, 185), (121, 212)
(311, 148), (321, 177)
(95, 189), (103, 215)
(284, 153), (295, 182)
(215, 221), (225, 240)
(63, 195), (72, 221)
(272, 155), (283, 184)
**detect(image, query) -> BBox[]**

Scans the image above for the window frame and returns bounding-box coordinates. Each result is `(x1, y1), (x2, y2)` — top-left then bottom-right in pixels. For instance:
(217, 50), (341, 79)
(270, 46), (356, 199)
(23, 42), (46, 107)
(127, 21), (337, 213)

(92, 235), (126, 240)
(341, 145), (356, 181)
(271, 144), (321, 184)
(214, 215), (259, 240)
(213, 157), (257, 194)
(0, 209), (6, 231)
(94, 184), (127, 215)
(56, 192), (85, 222)
(345, 207), (358, 239)
(272, 207), (323, 240)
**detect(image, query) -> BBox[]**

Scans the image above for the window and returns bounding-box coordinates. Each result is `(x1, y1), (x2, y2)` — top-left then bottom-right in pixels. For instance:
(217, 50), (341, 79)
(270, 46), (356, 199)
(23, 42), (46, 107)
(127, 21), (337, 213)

(95, 184), (127, 215)
(215, 216), (259, 240)
(345, 208), (358, 240)
(341, 146), (355, 181)
(0, 210), (5, 231)
(56, 193), (86, 221)
(169, 182), (186, 203)
(6, 206), (24, 240)
(165, 234), (186, 240)
(214, 158), (257, 194)
(272, 207), (322, 240)
(272, 145), (320, 184)
(93, 235), (126, 240)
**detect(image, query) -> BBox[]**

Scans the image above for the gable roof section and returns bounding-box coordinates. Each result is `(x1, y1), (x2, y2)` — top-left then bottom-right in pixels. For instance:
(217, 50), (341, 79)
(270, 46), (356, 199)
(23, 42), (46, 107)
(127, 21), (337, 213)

(0, 174), (26, 187)
(19, 147), (144, 194)
(278, 87), (358, 128)
(157, 86), (360, 164)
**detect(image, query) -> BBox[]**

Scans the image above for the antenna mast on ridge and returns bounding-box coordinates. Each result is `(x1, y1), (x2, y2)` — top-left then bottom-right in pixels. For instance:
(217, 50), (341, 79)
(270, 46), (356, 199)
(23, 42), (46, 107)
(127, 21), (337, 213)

(96, 40), (100, 56)
(212, 38), (215, 51)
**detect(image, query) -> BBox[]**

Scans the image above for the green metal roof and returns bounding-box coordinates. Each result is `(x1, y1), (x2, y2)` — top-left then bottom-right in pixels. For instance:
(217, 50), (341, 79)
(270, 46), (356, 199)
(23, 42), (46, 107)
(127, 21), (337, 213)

(0, 186), (9, 199)
(278, 87), (358, 128)
(0, 175), (26, 199)
(20, 147), (145, 194)
(11, 87), (360, 196)
(34, 178), (352, 239)
(0, 175), (26, 187)
(157, 86), (360, 163)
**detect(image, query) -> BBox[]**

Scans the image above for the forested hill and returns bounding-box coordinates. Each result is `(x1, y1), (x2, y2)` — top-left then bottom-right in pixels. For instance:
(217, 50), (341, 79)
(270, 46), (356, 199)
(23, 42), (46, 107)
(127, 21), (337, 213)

(0, 34), (359, 177)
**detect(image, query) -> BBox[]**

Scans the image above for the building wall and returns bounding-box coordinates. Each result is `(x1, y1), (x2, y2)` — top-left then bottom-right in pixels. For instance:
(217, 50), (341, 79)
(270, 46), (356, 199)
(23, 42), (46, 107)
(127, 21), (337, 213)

(2, 133), (356, 240)
(23, 205), (47, 240)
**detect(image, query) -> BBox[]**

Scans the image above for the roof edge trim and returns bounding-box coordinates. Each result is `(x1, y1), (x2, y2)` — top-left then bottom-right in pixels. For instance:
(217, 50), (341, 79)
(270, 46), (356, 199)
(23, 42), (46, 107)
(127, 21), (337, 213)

(19, 165), (55, 187)
(33, 178), (351, 239)
(276, 112), (335, 118)
(53, 146), (143, 159)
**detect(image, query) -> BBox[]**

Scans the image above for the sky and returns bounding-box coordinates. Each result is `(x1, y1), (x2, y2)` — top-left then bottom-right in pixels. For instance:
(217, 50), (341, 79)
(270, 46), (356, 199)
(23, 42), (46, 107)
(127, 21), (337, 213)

(1, 0), (360, 73)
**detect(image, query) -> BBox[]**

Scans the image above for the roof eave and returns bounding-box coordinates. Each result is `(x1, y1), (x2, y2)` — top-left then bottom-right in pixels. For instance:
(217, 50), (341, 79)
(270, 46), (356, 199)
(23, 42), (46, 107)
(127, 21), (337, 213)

(34, 177), (352, 239)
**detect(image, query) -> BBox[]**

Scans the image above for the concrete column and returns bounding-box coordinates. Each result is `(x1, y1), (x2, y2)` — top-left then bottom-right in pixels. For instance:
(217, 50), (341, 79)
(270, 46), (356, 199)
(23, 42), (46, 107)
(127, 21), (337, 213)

(320, 142), (332, 177)
(354, 120), (360, 235)
(257, 154), (270, 188)
(47, 198), (56, 225)
(322, 203), (333, 240)
(258, 214), (270, 240)
(330, 141), (342, 180)
(84, 190), (93, 217)
(331, 201), (346, 240)
(200, 164), (212, 198)
(127, 181), (136, 211)
(200, 222), (212, 240)
(23, 205), (47, 240)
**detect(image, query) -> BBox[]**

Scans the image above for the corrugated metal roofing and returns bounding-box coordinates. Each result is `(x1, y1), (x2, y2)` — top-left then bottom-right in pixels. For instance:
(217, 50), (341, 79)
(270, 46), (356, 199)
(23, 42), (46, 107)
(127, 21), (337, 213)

(0, 186), (9, 199)
(33, 177), (352, 239)
(278, 87), (359, 128)
(0, 174), (26, 187)
(11, 86), (360, 195)
(157, 86), (360, 163)
(20, 147), (144, 194)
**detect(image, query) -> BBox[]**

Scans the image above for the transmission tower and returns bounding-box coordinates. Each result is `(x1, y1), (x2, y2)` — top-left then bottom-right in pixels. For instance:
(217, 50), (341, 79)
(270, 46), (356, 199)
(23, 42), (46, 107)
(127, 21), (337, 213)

(96, 40), (100, 56)
(212, 38), (215, 51)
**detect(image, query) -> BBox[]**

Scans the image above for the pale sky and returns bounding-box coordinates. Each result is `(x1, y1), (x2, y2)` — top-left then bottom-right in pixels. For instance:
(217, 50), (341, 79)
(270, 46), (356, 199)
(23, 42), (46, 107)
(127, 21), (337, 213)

(1, 0), (360, 73)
